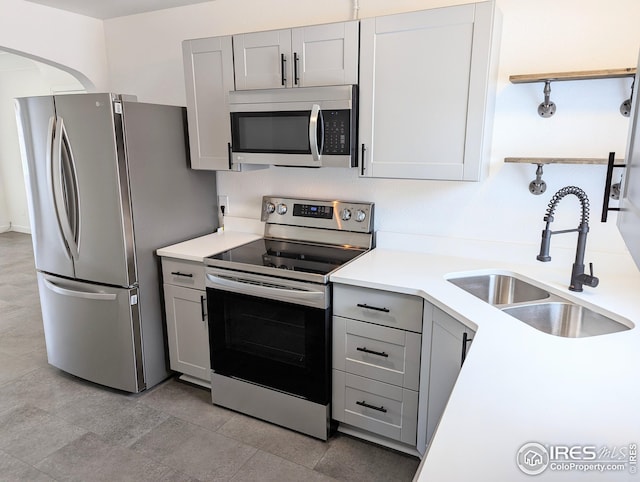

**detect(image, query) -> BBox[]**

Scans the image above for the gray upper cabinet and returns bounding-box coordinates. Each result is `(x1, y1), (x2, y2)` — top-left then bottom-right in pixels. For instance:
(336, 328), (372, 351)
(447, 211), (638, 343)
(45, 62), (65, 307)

(233, 21), (359, 90)
(358, 1), (500, 180)
(182, 36), (235, 171)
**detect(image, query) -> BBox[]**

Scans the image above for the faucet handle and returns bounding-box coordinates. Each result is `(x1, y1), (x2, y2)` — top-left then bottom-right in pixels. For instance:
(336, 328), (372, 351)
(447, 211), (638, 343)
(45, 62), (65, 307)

(582, 262), (600, 288)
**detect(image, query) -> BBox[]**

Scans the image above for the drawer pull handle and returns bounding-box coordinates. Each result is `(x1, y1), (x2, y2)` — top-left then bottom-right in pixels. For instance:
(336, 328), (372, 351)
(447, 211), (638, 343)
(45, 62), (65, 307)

(356, 303), (390, 313)
(356, 400), (387, 413)
(356, 347), (389, 358)
(171, 271), (193, 278)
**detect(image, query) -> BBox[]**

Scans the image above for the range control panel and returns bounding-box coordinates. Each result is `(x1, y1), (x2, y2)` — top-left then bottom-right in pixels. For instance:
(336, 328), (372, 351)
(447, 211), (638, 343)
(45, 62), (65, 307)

(261, 196), (374, 234)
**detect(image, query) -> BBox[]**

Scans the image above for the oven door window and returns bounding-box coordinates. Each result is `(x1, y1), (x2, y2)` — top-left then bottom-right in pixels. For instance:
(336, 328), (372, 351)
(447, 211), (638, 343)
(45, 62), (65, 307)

(208, 288), (330, 405)
(231, 111), (311, 154)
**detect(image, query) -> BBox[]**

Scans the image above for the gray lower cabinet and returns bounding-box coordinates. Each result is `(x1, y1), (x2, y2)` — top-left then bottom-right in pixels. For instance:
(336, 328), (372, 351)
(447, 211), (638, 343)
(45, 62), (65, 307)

(426, 308), (475, 443)
(161, 258), (210, 386)
(332, 284), (423, 449)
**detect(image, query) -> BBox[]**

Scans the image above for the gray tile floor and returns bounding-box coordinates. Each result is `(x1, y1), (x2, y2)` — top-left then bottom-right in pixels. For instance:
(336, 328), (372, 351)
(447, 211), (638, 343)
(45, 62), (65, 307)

(0, 232), (420, 481)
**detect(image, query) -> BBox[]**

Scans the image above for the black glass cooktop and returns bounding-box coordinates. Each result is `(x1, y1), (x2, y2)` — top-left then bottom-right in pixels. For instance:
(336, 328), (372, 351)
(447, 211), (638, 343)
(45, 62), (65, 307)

(208, 238), (366, 276)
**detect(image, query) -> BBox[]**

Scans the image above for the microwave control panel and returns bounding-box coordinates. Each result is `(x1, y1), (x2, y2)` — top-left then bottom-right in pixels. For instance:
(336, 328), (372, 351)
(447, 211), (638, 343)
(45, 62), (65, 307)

(323, 110), (350, 155)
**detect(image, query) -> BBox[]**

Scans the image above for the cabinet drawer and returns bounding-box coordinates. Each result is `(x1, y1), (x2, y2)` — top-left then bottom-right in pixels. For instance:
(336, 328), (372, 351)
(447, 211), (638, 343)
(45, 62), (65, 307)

(333, 316), (421, 390)
(332, 370), (418, 445)
(162, 258), (205, 290)
(333, 284), (423, 332)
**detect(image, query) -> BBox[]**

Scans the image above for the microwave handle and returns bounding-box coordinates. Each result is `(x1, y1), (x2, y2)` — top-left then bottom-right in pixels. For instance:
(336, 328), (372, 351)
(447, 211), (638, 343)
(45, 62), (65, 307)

(309, 104), (324, 162)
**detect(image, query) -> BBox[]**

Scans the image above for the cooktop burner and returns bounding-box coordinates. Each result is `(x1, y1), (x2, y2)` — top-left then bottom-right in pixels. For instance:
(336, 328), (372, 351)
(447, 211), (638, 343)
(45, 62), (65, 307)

(208, 238), (367, 278)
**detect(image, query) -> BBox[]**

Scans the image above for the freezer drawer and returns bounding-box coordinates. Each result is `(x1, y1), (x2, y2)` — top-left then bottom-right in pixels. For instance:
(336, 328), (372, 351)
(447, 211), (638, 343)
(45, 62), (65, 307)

(37, 272), (144, 393)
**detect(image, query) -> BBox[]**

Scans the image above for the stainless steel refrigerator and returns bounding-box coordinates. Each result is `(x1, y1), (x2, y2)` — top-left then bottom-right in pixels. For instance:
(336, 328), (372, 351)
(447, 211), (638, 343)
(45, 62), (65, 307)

(15, 93), (217, 393)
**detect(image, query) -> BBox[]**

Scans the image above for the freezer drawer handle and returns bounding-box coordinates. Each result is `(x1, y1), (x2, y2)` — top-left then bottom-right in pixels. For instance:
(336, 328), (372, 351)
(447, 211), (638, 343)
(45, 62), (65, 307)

(43, 278), (117, 301)
(356, 347), (389, 358)
(170, 271), (193, 278)
(356, 400), (387, 413)
(356, 303), (390, 313)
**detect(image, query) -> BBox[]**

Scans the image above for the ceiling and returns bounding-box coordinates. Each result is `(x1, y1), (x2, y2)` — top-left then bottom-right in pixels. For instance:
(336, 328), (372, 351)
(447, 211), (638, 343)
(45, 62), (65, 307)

(23, 0), (214, 19)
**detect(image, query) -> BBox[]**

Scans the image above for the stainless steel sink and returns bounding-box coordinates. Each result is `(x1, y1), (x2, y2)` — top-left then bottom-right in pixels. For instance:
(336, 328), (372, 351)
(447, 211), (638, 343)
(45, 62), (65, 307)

(448, 274), (550, 305)
(448, 272), (632, 338)
(502, 302), (630, 338)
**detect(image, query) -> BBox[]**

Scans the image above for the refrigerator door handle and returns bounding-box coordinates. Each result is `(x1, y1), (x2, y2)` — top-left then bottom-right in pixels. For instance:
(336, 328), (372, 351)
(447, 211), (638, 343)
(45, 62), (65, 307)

(43, 278), (117, 301)
(46, 115), (72, 261)
(52, 116), (80, 260)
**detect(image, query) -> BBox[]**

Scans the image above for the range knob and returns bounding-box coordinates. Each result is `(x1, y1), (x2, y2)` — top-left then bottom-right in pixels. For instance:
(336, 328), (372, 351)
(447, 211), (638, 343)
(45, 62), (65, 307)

(340, 208), (352, 221)
(265, 202), (276, 214)
(276, 203), (288, 215)
(355, 209), (367, 222)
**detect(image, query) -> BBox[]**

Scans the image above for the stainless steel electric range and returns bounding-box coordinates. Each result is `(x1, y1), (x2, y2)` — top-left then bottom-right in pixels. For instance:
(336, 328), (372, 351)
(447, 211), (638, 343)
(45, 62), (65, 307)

(205, 196), (375, 440)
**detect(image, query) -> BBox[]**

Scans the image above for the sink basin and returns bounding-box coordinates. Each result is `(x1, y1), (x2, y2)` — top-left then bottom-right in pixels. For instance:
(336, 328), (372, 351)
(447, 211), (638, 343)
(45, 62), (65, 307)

(502, 302), (630, 338)
(448, 274), (550, 305)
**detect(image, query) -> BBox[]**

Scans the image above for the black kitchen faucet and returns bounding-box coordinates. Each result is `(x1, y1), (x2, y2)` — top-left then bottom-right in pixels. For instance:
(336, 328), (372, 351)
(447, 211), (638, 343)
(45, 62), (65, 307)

(536, 186), (599, 292)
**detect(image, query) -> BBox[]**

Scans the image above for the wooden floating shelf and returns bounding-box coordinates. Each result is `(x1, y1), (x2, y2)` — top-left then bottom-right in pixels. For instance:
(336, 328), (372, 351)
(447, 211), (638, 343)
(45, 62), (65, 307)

(504, 157), (625, 165)
(509, 68), (636, 84)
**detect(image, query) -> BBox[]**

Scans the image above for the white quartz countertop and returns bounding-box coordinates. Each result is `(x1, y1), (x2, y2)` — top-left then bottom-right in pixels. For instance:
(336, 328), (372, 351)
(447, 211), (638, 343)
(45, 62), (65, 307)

(156, 217), (264, 261)
(330, 234), (640, 481)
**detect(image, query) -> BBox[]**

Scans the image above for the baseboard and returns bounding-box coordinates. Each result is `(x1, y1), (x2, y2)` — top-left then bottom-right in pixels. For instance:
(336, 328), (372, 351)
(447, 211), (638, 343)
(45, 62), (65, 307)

(0, 224), (10, 233)
(9, 225), (31, 234)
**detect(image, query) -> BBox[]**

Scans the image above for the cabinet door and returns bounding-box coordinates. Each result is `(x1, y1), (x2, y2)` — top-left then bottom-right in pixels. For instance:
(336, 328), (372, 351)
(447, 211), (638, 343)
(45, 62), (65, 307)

(426, 308), (475, 442)
(164, 284), (210, 382)
(291, 21), (359, 87)
(182, 36), (235, 170)
(359, 2), (497, 180)
(233, 29), (293, 89)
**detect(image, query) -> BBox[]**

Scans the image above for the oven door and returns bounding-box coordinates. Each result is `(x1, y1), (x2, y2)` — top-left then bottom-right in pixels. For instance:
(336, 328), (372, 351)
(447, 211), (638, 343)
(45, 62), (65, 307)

(206, 270), (331, 405)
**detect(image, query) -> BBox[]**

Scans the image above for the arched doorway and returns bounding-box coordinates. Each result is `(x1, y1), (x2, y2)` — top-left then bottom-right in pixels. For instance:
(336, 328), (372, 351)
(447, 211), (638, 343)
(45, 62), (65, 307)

(0, 50), (86, 233)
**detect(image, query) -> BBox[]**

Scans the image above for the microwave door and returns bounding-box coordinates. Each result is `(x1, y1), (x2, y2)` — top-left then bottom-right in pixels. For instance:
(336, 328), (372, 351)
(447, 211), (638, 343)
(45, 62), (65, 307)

(230, 110), (320, 167)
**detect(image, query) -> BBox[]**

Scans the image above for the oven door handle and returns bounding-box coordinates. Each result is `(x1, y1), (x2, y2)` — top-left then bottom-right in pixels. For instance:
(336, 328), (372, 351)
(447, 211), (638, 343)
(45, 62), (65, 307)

(206, 274), (326, 305)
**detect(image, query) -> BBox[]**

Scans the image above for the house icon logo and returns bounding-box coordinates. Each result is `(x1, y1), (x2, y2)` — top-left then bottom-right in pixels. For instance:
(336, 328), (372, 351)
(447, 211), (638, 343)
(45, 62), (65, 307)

(517, 442), (550, 475)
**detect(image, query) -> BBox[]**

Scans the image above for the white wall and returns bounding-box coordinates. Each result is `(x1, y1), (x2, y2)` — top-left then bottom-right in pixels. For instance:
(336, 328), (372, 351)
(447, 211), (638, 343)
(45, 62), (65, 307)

(0, 0), (109, 91)
(0, 54), (85, 232)
(102, 0), (640, 256)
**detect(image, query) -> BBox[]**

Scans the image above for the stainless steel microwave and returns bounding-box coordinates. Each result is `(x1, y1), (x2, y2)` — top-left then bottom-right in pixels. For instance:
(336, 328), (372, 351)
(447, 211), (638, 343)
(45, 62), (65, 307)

(229, 85), (357, 168)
